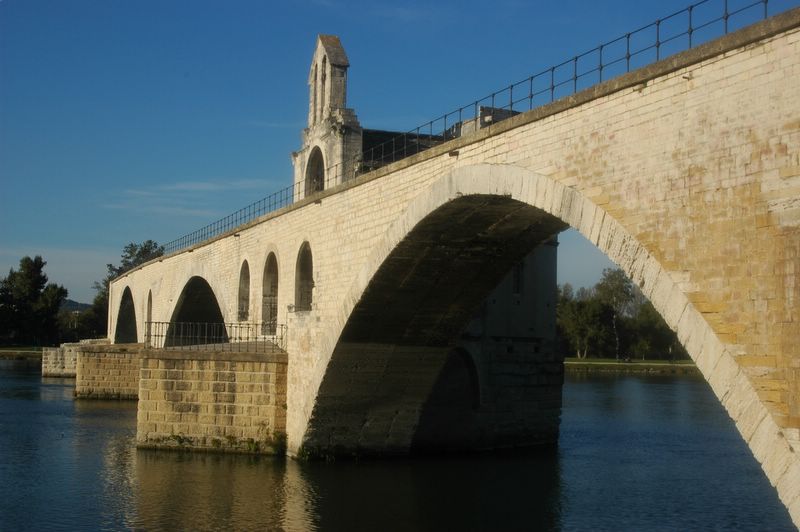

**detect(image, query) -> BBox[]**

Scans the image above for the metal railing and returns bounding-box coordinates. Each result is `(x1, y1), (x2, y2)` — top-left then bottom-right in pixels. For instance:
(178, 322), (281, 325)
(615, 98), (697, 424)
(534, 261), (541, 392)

(161, 0), (782, 255)
(145, 321), (287, 353)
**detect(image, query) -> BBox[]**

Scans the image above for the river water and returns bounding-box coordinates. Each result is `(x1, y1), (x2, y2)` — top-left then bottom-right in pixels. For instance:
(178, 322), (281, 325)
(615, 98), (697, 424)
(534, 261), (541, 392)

(0, 360), (793, 531)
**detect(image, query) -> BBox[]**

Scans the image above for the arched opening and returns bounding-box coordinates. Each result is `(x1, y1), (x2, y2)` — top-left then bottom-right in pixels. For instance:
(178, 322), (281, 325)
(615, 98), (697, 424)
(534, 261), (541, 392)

(114, 287), (138, 343)
(238, 260), (250, 321)
(305, 195), (566, 457)
(321, 56), (327, 115)
(262, 253), (279, 335)
(166, 276), (226, 347)
(305, 147), (325, 197)
(145, 290), (152, 344)
(311, 63), (317, 125)
(295, 242), (314, 312)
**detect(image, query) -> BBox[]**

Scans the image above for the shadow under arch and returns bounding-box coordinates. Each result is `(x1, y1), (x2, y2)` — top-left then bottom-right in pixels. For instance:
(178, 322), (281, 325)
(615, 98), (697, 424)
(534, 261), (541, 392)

(166, 276), (227, 347)
(293, 163), (796, 512)
(412, 347), (483, 452)
(114, 286), (137, 343)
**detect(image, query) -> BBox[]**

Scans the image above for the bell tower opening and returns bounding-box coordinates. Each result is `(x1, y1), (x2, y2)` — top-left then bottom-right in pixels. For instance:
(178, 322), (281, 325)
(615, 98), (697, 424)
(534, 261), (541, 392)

(305, 147), (325, 196)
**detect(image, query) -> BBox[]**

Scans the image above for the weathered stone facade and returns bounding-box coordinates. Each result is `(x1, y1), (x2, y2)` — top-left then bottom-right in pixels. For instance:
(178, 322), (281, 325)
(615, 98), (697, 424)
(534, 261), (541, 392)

(42, 338), (110, 377)
(42, 345), (78, 378)
(74, 344), (141, 399)
(136, 350), (287, 454)
(109, 11), (800, 524)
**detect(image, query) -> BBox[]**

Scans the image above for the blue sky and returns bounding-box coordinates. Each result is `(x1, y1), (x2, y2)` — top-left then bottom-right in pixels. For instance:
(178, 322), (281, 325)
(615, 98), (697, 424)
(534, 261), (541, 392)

(1, 0), (794, 302)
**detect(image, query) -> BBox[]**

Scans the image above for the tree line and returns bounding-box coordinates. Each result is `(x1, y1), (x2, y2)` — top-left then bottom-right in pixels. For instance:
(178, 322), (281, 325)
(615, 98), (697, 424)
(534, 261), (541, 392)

(0, 241), (163, 347)
(557, 268), (688, 361)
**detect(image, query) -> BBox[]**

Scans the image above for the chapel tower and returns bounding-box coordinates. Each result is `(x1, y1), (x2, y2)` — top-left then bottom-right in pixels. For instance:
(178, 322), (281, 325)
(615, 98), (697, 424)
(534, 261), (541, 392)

(292, 35), (362, 201)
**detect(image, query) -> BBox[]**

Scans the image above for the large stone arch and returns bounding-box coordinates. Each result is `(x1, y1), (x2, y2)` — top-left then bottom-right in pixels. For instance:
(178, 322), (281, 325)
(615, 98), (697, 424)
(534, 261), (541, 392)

(290, 163), (798, 514)
(114, 286), (137, 343)
(166, 276), (227, 347)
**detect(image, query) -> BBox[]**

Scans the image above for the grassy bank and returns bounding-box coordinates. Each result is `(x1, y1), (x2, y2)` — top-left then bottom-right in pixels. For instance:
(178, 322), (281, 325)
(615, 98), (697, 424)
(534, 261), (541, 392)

(564, 357), (698, 375)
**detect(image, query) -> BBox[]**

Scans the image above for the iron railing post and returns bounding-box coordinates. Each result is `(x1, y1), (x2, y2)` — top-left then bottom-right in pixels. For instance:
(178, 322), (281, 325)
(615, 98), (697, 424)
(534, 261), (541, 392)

(626, 32), (631, 72)
(724, 0), (729, 33)
(528, 76), (534, 109)
(656, 19), (661, 61)
(573, 56), (578, 93)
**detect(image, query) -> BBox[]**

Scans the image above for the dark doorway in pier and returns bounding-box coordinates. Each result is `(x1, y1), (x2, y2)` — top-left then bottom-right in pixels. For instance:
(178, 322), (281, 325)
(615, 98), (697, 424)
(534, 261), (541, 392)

(238, 260), (250, 321)
(295, 242), (314, 311)
(114, 287), (138, 344)
(166, 276), (227, 347)
(262, 253), (279, 335)
(412, 348), (481, 451)
(305, 147), (325, 196)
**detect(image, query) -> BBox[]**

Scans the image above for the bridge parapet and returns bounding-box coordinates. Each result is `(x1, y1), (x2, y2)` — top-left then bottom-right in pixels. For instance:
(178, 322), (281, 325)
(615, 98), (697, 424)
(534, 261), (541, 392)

(145, 321), (287, 353)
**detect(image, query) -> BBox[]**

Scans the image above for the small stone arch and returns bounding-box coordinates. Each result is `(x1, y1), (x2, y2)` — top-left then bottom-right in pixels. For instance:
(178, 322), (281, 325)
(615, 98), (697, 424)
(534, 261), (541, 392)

(413, 347), (482, 451)
(305, 147), (325, 197)
(167, 276), (226, 347)
(295, 242), (314, 312)
(114, 286), (137, 343)
(238, 260), (251, 321)
(262, 252), (279, 335)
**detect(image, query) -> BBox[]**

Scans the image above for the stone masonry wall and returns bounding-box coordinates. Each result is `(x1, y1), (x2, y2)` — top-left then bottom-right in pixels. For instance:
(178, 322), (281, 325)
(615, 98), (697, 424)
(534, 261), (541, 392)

(75, 344), (142, 399)
(136, 350), (288, 454)
(42, 346), (77, 377)
(42, 339), (110, 377)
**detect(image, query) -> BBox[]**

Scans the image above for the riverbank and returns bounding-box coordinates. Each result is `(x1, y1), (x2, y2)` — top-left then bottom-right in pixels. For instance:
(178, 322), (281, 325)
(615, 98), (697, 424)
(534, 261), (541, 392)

(564, 357), (699, 375)
(0, 348), (42, 361)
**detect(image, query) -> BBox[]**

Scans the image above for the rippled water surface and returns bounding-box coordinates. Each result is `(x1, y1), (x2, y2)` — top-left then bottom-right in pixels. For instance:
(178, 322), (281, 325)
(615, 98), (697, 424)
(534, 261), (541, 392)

(0, 360), (793, 531)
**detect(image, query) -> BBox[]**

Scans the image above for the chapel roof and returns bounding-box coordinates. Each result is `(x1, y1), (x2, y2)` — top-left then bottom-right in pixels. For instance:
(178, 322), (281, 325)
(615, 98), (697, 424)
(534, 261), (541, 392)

(317, 34), (349, 67)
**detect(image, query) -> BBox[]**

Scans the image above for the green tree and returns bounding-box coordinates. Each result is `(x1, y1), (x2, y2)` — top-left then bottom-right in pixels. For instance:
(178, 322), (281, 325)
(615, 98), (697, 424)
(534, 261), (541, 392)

(556, 268), (689, 361)
(82, 241), (164, 338)
(0, 256), (68, 346)
(594, 268), (635, 360)
(627, 300), (689, 360)
(557, 284), (614, 358)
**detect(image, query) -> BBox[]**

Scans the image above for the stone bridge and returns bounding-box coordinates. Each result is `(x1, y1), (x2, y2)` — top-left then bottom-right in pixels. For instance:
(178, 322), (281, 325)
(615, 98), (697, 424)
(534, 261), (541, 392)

(108, 10), (800, 522)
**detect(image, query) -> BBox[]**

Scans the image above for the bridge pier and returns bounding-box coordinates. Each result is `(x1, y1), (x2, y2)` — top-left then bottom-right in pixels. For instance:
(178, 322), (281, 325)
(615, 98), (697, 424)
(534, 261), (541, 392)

(135, 349), (288, 454)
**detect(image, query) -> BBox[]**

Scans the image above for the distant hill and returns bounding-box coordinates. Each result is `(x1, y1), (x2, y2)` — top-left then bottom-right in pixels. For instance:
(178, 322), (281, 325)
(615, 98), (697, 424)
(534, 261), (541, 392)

(61, 299), (91, 312)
